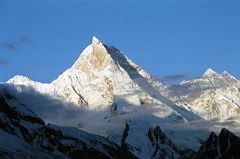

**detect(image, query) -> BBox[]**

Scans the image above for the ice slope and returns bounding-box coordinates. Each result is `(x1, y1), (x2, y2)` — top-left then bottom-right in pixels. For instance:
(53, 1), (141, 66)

(0, 130), (55, 159)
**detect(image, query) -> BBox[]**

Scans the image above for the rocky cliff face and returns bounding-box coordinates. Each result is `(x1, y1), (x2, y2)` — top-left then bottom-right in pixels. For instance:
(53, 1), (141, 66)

(196, 128), (240, 159)
(147, 125), (179, 159)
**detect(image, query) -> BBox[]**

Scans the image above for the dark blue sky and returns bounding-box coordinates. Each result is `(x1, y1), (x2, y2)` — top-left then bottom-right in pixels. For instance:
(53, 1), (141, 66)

(1, 0), (240, 84)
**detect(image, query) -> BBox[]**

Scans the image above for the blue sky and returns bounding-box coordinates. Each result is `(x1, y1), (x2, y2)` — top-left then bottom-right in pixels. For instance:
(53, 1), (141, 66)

(1, 0), (240, 84)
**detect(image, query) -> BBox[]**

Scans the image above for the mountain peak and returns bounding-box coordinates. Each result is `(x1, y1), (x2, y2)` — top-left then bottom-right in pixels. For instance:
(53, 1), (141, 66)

(203, 68), (224, 81)
(222, 71), (238, 83)
(73, 36), (113, 74)
(222, 71), (235, 79)
(92, 36), (103, 45)
(7, 75), (31, 84)
(52, 37), (167, 108)
(203, 68), (217, 76)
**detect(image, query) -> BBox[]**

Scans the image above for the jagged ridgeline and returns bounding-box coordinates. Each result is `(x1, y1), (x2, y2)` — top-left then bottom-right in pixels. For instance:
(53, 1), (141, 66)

(1, 37), (240, 159)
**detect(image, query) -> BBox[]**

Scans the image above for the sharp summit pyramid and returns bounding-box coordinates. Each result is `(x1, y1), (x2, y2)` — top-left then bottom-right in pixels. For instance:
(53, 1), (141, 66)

(50, 36), (169, 108)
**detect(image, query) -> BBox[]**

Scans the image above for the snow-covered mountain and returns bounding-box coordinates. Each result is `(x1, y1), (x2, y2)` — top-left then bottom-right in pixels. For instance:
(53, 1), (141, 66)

(2, 36), (240, 158)
(50, 36), (166, 108)
(167, 68), (240, 120)
(7, 37), (240, 121)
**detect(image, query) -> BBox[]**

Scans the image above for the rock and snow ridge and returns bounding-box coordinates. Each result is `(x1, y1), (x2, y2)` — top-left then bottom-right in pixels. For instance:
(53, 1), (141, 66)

(167, 68), (240, 120)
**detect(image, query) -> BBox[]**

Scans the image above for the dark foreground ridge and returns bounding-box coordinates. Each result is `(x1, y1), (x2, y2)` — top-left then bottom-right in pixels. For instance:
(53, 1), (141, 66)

(0, 89), (138, 159)
(196, 128), (240, 159)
